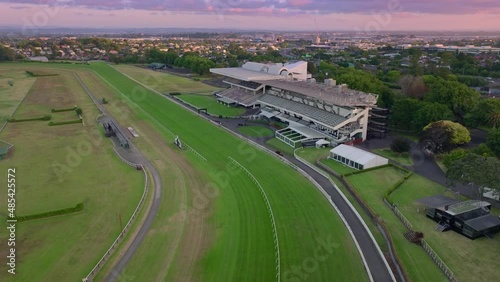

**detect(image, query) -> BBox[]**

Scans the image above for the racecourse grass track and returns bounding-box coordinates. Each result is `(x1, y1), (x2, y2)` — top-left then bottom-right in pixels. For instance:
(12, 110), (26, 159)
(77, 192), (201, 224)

(0, 67), (143, 281)
(114, 64), (221, 94)
(89, 62), (369, 281)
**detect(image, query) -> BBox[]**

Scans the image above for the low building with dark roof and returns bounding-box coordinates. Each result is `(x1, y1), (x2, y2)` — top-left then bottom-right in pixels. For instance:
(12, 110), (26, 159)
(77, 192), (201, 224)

(416, 195), (500, 239)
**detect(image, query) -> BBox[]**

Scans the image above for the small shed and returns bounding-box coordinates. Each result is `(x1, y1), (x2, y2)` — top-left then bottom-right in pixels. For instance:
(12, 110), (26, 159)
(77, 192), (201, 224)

(416, 195), (500, 239)
(329, 144), (388, 170)
(315, 139), (330, 148)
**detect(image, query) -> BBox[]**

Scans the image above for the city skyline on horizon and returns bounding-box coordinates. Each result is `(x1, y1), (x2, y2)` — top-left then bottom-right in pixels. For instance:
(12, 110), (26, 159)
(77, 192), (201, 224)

(0, 0), (499, 32)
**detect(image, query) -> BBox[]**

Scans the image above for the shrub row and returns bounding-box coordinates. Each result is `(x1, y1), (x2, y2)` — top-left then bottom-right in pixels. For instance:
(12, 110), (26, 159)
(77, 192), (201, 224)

(51, 106), (77, 113)
(15, 203), (84, 222)
(25, 70), (59, 77)
(48, 119), (82, 126)
(8, 115), (51, 122)
(169, 92), (181, 96)
(385, 172), (414, 205)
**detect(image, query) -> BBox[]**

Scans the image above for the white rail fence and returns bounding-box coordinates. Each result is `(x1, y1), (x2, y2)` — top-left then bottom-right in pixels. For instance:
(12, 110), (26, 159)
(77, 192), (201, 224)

(227, 156), (280, 282)
(82, 148), (149, 282)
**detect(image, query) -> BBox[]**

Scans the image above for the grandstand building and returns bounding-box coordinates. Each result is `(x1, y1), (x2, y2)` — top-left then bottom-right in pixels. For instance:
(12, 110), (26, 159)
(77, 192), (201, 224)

(210, 61), (379, 147)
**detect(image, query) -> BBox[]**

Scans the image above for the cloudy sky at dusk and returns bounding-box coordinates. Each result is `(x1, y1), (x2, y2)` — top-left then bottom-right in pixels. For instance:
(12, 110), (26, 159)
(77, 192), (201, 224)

(0, 0), (499, 31)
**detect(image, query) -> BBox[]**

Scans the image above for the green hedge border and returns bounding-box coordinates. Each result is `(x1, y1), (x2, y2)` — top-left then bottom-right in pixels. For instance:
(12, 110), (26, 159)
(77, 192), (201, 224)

(25, 70), (59, 77)
(15, 203), (84, 222)
(48, 119), (82, 126)
(8, 115), (51, 122)
(51, 106), (77, 113)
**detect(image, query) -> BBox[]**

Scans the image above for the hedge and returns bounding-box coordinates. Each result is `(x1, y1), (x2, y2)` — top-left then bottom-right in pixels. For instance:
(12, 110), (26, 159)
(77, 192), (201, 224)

(25, 70), (59, 77)
(169, 92), (181, 96)
(48, 119), (82, 126)
(8, 115), (51, 122)
(51, 106), (77, 113)
(385, 172), (414, 205)
(15, 203), (84, 222)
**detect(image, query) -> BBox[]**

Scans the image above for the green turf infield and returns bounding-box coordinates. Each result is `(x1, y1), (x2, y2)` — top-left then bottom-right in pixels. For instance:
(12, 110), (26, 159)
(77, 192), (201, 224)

(89, 63), (369, 281)
(0, 68), (144, 281)
(114, 64), (221, 94)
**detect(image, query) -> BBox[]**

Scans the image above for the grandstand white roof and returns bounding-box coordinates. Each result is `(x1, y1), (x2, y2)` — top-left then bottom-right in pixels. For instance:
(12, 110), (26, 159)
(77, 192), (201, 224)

(211, 67), (282, 81)
(330, 145), (388, 166)
(210, 61), (310, 81)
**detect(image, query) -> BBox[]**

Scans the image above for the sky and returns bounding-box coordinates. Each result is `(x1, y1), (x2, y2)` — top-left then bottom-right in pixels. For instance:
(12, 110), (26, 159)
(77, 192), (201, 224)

(0, 0), (499, 31)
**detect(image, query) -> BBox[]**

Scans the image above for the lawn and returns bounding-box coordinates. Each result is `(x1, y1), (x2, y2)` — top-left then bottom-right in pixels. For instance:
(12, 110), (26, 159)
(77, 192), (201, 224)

(178, 94), (246, 117)
(295, 147), (331, 163)
(320, 158), (357, 175)
(265, 137), (296, 155)
(0, 68), (144, 281)
(346, 167), (446, 281)
(390, 175), (500, 282)
(90, 62), (369, 282)
(373, 148), (414, 166)
(114, 64), (221, 94)
(237, 125), (274, 138)
(0, 68), (37, 127)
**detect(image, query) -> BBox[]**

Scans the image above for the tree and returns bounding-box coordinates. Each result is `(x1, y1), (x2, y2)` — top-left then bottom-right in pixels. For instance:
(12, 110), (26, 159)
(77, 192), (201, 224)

(442, 148), (469, 169)
(390, 138), (411, 154)
(399, 75), (427, 99)
(386, 70), (401, 83)
(390, 98), (420, 130)
(414, 102), (454, 131)
(470, 143), (494, 157)
(0, 45), (15, 61)
(446, 153), (500, 199)
(464, 99), (500, 128)
(420, 120), (470, 153)
(423, 75), (480, 121)
(75, 107), (83, 116)
(486, 129), (500, 157)
(486, 109), (500, 129)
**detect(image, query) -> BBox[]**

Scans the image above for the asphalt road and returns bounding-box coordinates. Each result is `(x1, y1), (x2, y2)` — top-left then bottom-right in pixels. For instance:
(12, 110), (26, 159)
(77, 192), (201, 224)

(105, 69), (398, 282)
(74, 73), (163, 282)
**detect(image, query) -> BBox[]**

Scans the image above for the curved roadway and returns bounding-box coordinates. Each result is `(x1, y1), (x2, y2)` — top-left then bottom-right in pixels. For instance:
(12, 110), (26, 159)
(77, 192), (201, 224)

(114, 69), (397, 282)
(74, 73), (163, 282)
